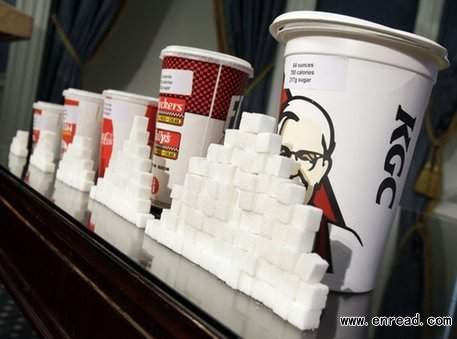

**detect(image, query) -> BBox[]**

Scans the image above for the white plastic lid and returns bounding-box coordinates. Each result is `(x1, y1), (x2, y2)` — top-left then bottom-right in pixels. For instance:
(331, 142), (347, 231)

(63, 88), (104, 103)
(160, 45), (254, 77)
(33, 101), (65, 113)
(270, 11), (449, 69)
(102, 89), (158, 106)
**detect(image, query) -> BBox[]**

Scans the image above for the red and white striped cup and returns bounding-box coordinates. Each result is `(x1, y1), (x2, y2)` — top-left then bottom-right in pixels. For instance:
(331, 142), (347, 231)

(151, 46), (253, 208)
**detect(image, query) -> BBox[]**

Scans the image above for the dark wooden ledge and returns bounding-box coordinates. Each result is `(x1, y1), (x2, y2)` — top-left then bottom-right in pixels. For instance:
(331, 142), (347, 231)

(0, 166), (238, 338)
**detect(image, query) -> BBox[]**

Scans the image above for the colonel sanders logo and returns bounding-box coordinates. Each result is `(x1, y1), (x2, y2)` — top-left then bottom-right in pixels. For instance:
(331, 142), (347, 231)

(279, 91), (363, 272)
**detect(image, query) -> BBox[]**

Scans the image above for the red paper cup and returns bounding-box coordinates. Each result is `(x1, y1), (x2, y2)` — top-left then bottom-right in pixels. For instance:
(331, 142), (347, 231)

(151, 46), (253, 208)
(99, 90), (158, 177)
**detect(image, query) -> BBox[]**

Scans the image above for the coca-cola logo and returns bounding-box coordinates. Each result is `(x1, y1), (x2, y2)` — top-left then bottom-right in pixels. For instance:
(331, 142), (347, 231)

(101, 132), (113, 145)
(158, 96), (186, 114)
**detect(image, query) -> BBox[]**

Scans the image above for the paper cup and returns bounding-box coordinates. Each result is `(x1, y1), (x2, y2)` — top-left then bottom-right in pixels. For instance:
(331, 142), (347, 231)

(151, 45), (253, 208)
(32, 101), (65, 150)
(34, 102), (65, 160)
(61, 88), (104, 161)
(99, 90), (158, 177)
(270, 11), (448, 292)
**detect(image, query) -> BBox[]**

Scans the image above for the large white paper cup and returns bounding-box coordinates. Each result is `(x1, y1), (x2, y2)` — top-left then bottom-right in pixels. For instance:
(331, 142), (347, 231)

(99, 90), (158, 177)
(270, 11), (449, 292)
(151, 46), (253, 208)
(32, 101), (65, 151)
(62, 88), (104, 162)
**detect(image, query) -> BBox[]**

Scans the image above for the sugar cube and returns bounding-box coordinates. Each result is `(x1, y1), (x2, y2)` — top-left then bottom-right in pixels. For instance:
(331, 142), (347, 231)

(278, 271), (301, 299)
(239, 112), (276, 134)
(202, 179), (218, 198)
(184, 174), (203, 194)
(256, 133), (282, 154)
(265, 155), (296, 178)
(284, 226), (315, 253)
(291, 205), (323, 232)
(278, 246), (300, 272)
(238, 190), (255, 211)
(272, 293), (292, 320)
(287, 303), (322, 330)
(276, 183), (306, 205)
(238, 272), (254, 296)
(188, 157), (209, 176)
(296, 281), (329, 310)
(294, 253), (329, 283)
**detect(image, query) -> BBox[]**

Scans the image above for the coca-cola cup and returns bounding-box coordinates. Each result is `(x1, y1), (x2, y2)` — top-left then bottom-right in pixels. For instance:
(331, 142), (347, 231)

(99, 90), (158, 177)
(32, 101), (65, 150)
(270, 11), (448, 292)
(151, 46), (253, 208)
(61, 88), (104, 164)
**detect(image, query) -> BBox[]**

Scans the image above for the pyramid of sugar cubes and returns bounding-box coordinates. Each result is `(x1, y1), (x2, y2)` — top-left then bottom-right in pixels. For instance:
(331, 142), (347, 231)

(56, 136), (96, 192)
(90, 115), (155, 228)
(9, 130), (29, 157)
(30, 131), (59, 173)
(145, 112), (329, 331)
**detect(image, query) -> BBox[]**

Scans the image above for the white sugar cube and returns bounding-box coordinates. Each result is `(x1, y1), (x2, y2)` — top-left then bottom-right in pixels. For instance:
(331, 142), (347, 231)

(224, 129), (243, 148)
(231, 148), (245, 168)
(207, 144), (224, 163)
(294, 253), (328, 283)
(256, 173), (271, 194)
(278, 246), (300, 272)
(273, 201), (293, 224)
(271, 222), (288, 243)
(239, 112), (276, 134)
(237, 170), (257, 192)
(202, 179), (218, 198)
(265, 155), (296, 178)
(170, 184), (183, 200)
(253, 194), (269, 214)
(240, 152), (267, 174)
(269, 176), (290, 199)
(259, 217), (275, 238)
(238, 272), (254, 296)
(240, 212), (261, 234)
(264, 240), (280, 266)
(182, 189), (198, 207)
(291, 205), (323, 232)
(233, 248), (257, 275)
(238, 190), (255, 211)
(198, 195), (215, 217)
(188, 157), (209, 176)
(256, 133), (282, 154)
(287, 303), (322, 330)
(273, 293), (292, 320)
(16, 130), (29, 140)
(131, 116), (149, 131)
(170, 198), (182, 215)
(214, 200), (232, 221)
(184, 174), (203, 194)
(145, 219), (162, 240)
(284, 226), (315, 253)
(278, 271), (300, 299)
(295, 282), (329, 310)
(132, 199), (150, 214)
(129, 130), (149, 145)
(188, 209), (204, 229)
(253, 235), (270, 258)
(211, 163), (236, 184)
(252, 278), (275, 309)
(276, 183), (306, 205)
(256, 258), (281, 287)
(216, 183), (235, 202)
(161, 209), (178, 230)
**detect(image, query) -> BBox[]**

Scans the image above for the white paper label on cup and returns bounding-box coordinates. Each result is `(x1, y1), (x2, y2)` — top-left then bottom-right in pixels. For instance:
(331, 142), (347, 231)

(284, 55), (348, 91)
(160, 69), (193, 96)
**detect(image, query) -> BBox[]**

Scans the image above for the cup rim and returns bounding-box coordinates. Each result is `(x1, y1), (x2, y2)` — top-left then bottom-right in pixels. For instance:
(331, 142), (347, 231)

(102, 89), (158, 106)
(270, 11), (449, 70)
(63, 88), (104, 103)
(160, 45), (254, 77)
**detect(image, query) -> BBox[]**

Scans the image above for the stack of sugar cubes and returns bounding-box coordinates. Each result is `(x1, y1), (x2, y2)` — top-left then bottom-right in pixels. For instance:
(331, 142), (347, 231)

(90, 116), (155, 228)
(9, 130), (29, 157)
(56, 136), (96, 192)
(30, 131), (59, 173)
(145, 112), (329, 331)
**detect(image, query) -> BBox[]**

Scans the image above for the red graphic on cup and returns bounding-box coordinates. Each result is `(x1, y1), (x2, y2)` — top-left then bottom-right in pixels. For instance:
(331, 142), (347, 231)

(32, 108), (42, 145)
(157, 96), (186, 126)
(99, 118), (114, 177)
(153, 128), (182, 160)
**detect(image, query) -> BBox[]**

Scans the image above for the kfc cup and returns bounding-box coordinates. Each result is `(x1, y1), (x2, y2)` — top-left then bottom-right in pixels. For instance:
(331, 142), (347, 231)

(61, 88), (104, 160)
(151, 46), (253, 208)
(270, 11), (448, 292)
(32, 101), (65, 149)
(99, 90), (158, 177)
